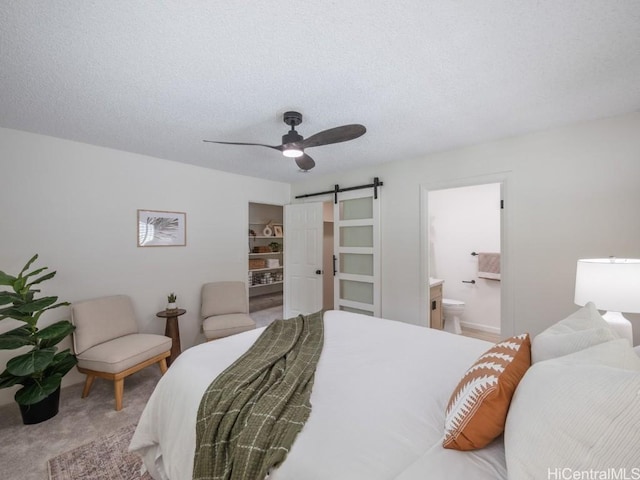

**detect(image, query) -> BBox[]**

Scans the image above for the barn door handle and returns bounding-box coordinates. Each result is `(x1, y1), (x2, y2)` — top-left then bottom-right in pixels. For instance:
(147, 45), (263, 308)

(332, 255), (337, 276)
(462, 280), (476, 284)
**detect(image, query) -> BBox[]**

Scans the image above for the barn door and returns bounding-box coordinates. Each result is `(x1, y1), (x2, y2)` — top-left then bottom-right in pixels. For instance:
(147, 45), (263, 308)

(333, 189), (380, 316)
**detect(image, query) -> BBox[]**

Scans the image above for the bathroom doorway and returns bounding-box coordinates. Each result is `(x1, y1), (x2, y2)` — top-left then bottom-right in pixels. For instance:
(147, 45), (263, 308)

(421, 176), (508, 341)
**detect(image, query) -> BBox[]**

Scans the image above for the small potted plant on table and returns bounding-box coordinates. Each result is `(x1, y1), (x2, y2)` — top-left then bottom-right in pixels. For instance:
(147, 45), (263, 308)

(167, 293), (177, 312)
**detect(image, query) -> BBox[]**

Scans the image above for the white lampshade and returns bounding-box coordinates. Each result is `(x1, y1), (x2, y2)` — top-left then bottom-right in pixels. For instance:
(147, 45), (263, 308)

(574, 258), (640, 312)
(574, 258), (640, 344)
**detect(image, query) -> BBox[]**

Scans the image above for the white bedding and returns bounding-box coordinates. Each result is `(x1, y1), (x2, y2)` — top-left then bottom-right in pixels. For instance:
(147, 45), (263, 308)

(130, 310), (507, 479)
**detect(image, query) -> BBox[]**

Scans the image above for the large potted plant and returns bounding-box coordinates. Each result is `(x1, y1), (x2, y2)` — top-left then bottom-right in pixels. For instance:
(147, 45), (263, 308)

(0, 254), (77, 424)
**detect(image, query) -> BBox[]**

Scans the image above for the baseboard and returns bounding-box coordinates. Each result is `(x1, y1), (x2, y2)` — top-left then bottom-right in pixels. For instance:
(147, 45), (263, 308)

(460, 321), (501, 335)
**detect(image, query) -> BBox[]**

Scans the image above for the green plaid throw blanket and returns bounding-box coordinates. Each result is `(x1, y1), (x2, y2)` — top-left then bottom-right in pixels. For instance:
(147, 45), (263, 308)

(193, 311), (324, 480)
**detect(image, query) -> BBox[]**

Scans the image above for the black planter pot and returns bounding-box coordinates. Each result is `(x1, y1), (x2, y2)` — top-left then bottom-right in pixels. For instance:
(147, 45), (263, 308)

(19, 387), (61, 425)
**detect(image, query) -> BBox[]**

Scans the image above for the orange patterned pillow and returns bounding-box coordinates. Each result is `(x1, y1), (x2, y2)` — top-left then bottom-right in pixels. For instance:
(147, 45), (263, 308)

(443, 333), (531, 451)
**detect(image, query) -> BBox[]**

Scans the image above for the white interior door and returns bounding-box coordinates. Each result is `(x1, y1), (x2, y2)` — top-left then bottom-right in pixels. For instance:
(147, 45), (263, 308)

(284, 202), (324, 317)
(333, 189), (380, 316)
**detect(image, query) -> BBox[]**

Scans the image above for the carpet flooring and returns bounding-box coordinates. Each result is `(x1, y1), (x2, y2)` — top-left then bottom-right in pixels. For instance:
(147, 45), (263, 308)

(48, 424), (151, 480)
(0, 366), (161, 480)
(249, 291), (283, 312)
(251, 305), (284, 328)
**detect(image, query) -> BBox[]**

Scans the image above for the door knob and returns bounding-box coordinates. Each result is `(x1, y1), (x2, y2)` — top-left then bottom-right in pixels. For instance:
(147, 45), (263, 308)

(315, 270), (322, 275)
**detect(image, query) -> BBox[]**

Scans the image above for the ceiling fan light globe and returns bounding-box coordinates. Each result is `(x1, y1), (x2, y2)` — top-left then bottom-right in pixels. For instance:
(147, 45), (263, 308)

(283, 147), (304, 158)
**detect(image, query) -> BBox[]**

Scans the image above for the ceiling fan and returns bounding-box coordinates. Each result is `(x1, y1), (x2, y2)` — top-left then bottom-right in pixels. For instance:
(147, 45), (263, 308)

(203, 111), (366, 171)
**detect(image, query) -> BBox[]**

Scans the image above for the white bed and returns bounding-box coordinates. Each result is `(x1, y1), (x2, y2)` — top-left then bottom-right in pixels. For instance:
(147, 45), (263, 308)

(130, 310), (507, 479)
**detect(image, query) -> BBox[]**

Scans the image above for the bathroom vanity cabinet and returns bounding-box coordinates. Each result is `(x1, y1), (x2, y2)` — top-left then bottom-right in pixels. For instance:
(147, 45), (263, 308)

(429, 282), (443, 330)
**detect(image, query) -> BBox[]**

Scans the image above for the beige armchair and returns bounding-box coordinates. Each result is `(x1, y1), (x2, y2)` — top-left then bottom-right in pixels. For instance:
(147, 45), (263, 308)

(71, 295), (172, 411)
(201, 281), (256, 340)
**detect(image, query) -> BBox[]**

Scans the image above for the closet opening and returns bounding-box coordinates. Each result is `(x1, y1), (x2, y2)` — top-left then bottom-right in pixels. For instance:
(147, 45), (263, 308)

(248, 202), (284, 327)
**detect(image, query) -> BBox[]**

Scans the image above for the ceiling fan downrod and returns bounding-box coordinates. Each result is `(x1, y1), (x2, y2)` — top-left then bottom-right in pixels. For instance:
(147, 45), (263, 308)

(283, 111), (303, 129)
(281, 111), (304, 157)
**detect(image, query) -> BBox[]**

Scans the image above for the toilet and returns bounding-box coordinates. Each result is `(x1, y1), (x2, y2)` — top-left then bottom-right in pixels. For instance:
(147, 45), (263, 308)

(442, 299), (465, 335)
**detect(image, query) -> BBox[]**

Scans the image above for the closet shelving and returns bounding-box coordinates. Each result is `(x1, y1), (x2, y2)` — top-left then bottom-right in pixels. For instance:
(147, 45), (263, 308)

(248, 222), (284, 289)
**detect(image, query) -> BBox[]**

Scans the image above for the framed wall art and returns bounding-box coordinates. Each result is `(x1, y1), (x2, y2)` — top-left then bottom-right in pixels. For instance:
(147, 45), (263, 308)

(273, 225), (283, 237)
(137, 209), (186, 247)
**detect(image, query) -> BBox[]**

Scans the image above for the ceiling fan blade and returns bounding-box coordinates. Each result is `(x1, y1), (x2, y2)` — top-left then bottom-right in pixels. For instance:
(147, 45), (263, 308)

(295, 153), (316, 171)
(301, 124), (366, 149)
(203, 140), (283, 151)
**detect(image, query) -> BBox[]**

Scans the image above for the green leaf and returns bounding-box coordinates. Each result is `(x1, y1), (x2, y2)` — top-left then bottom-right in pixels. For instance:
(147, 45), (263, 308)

(18, 254), (39, 277)
(0, 305), (31, 315)
(0, 375), (24, 388)
(38, 321), (75, 348)
(1, 324), (33, 334)
(15, 296), (58, 313)
(15, 375), (61, 405)
(0, 332), (34, 349)
(22, 266), (48, 281)
(0, 371), (25, 389)
(46, 350), (77, 377)
(26, 270), (56, 287)
(0, 271), (17, 287)
(0, 324), (33, 347)
(6, 347), (56, 376)
(12, 276), (27, 295)
(42, 301), (70, 312)
(0, 335), (32, 349)
(0, 307), (34, 323)
(0, 292), (21, 305)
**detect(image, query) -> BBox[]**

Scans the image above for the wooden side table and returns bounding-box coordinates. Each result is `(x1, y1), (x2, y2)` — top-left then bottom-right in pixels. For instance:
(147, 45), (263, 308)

(156, 308), (186, 366)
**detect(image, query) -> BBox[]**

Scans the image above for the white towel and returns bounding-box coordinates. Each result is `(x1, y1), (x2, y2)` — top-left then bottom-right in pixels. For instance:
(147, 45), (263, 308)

(478, 252), (500, 280)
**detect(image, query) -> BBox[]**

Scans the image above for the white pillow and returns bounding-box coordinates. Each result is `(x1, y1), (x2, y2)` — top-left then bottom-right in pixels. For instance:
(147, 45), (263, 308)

(505, 340), (640, 478)
(531, 302), (618, 363)
(547, 338), (640, 370)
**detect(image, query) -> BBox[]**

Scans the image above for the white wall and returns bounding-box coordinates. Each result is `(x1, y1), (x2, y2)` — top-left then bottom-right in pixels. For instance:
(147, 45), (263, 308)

(429, 184), (501, 332)
(291, 112), (640, 343)
(0, 128), (290, 406)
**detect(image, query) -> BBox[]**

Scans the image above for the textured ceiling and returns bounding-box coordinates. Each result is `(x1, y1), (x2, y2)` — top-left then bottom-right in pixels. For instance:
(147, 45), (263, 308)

(1, 1), (640, 183)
